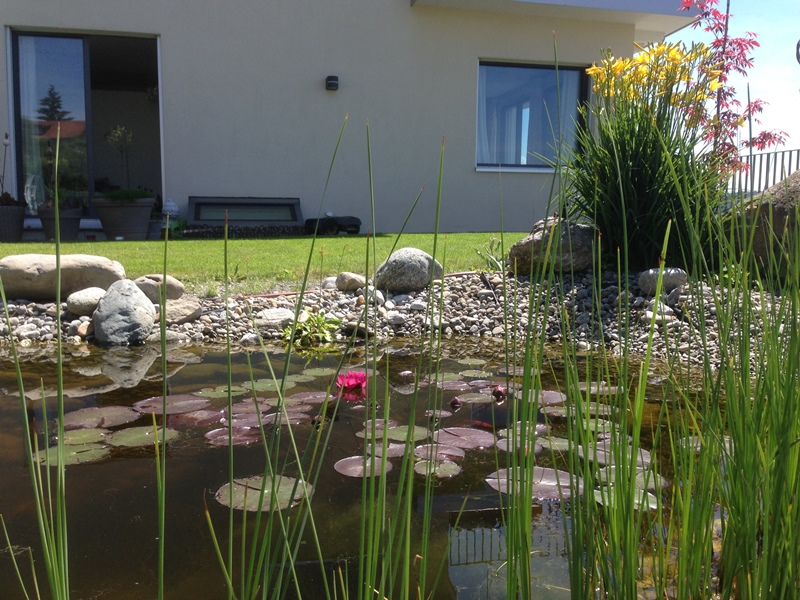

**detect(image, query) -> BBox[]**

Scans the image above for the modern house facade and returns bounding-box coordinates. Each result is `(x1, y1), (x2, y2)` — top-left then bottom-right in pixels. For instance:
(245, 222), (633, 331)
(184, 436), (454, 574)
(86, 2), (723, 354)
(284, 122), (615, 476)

(1, 0), (695, 234)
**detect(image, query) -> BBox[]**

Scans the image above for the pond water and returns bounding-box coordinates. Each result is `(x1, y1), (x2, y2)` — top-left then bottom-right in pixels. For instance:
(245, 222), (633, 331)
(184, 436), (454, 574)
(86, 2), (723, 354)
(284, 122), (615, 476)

(0, 339), (668, 599)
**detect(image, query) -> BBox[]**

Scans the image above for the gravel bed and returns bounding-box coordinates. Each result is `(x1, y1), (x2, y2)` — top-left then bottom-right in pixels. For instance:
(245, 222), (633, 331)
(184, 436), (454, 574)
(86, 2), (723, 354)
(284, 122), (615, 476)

(0, 270), (785, 371)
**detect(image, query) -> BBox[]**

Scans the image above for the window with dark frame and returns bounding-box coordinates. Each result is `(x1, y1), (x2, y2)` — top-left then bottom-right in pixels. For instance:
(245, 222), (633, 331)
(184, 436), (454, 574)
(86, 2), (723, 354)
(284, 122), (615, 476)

(477, 62), (588, 168)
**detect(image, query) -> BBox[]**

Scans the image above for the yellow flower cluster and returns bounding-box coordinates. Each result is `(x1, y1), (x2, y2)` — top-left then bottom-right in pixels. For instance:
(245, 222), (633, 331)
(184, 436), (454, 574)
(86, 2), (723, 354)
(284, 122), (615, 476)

(586, 42), (721, 126)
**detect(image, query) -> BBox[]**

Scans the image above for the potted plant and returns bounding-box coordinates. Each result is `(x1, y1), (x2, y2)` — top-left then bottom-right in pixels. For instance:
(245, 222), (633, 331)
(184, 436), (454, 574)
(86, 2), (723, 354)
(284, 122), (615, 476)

(94, 188), (157, 240)
(35, 135), (88, 242)
(0, 133), (27, 243)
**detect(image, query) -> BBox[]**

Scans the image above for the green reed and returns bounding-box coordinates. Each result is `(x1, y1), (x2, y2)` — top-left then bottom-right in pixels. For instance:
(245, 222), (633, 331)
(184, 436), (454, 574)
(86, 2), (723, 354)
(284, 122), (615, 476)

(1, 123), (70, 599)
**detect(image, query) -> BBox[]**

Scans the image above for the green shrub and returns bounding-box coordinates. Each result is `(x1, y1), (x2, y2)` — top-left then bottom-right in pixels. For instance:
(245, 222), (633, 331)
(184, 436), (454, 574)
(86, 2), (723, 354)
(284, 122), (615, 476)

(101, 188), (155, 202)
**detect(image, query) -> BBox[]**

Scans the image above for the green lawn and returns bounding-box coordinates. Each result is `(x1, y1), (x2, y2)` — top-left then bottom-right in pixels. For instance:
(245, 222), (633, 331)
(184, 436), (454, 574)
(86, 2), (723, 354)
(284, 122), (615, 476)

(1, 232), (516, 296)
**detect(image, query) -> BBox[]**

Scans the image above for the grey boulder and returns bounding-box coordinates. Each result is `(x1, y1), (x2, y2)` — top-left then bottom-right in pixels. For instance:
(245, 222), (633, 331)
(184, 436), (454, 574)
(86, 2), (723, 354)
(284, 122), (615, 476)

(637, 268), (688, 296)
(336, 271), (366, 292)
(66, 287), (107, 316)
(374, 248), (443, 293)
(93, 279), (157, 345)
(508, 217), (595, 275)
(0, 254), (125, 301)
(162, 297), (203, 325)
(134, 274), (185, 303)
(255, 307), (296, 331)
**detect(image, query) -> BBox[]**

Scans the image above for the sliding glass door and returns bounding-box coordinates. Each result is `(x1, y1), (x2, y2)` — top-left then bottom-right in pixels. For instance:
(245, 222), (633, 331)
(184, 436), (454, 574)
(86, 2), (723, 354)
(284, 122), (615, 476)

(13, 32), (162, 216)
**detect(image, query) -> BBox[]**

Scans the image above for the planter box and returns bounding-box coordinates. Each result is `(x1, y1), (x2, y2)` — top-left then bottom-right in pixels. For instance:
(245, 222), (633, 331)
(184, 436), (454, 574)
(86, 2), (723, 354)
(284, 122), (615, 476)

(37, 207), (83, 242)
(0, 205), (26, 243)
(94, 197), (157, 241)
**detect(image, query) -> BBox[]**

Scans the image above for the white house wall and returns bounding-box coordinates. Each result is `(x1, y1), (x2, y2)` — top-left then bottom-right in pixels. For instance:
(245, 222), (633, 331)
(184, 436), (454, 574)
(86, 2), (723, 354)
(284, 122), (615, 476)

(1, 0), (687, 233)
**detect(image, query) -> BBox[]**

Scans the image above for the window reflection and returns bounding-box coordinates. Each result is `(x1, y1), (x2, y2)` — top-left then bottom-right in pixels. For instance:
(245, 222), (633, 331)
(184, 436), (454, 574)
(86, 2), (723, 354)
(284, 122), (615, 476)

(477, 63), (584, 168)
(16, 35), (88, 213)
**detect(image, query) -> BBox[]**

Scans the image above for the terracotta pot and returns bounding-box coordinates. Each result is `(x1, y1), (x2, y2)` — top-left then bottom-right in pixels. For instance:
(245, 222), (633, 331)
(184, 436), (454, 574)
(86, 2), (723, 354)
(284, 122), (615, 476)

(94, 197), (156, 241)
(37, 207), (83, 242)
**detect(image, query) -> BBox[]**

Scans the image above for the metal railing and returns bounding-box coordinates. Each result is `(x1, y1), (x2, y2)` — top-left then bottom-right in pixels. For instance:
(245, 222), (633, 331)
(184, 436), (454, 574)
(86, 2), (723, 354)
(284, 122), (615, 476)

(728, 148), (800, 197)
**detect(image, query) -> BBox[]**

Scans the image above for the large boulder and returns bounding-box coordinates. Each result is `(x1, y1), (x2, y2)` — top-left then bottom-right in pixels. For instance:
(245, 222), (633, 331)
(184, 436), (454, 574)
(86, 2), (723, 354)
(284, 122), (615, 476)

(93, 279), (157, 345)
(0, 254), (125, 301)
(508, 217), (595, 275)
(374, 248), (443, 293)
(737, 169), (800, 278)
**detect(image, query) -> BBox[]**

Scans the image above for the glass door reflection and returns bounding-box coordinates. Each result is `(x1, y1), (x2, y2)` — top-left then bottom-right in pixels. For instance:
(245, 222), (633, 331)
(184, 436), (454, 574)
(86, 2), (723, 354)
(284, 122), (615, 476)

(15, 35), (89, 214)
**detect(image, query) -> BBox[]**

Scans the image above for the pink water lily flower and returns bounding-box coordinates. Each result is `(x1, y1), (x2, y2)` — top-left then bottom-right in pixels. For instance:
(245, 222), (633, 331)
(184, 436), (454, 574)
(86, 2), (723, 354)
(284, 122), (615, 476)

(336, 371), (367, 402)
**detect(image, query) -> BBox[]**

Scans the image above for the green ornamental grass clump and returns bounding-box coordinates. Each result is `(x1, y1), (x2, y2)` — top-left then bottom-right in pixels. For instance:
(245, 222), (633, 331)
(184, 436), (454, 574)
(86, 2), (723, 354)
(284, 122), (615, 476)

(566, 41), (727, 271)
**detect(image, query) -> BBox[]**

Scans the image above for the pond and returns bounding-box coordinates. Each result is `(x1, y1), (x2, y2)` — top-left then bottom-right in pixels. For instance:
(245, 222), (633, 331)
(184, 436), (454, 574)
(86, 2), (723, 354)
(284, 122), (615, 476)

(0, 338), (669, 599)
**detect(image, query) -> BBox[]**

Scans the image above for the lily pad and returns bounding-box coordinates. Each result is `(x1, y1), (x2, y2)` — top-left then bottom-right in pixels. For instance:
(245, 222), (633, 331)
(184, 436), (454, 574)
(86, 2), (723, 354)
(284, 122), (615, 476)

(459, 369), (492, 378)
(35, 443), (111, 466)
(63, 406), (141, 430)
(485, 466), (583, 500)
(59, 428), (110, 445)
(382, 425), (429, 442)
(424, 409), (453, 419)
(194, 385), (249, 399)
(215, 475), (313, 511)
(578, 381), (620, 396)
(334, 456), (393, 478)
(249, 378), (297, 392)
(578, 440), (651, 468)
(433, 427), (495, 449)
(302, 367), (337, 377)
(539, 436), (573, 452)
(467, 379), (493, 389)
(285, 373), (316, 383)
(106, 426), (179, 448)
(261, 412), (311, 426)
(596, 465), (668, 492)
(368, 442), (409, 458)
(497, 364), (538, 377)
(495, 437), (543, 454)
(541, 402), (615, 420)
(133, 394), (212, 415)
(230, 400), (270, 414)
(497, 422), (550, 438)
(259, 397), (315, 411)
(452, 392), (493, 404)
(168, 409), (225, 429)
(414, 460), (462, 478)
(456, 357), (486, 366)
(593, 487), (660, 511)
(531, 390), (567, 406)
(439, 380), (472, 392)
(223, 413), (266, 428)
(414, 443), (465, 461)
(431, 372), (464, 383)
(287, 391), (335, 404)
(205, 426), (262, 446)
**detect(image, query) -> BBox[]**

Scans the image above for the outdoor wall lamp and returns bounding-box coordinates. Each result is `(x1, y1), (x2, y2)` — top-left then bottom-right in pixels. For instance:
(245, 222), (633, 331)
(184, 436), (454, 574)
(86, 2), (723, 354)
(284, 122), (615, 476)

(325, 76), (339, 91)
